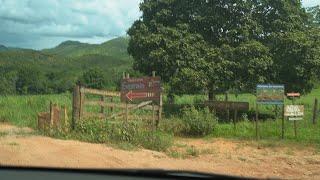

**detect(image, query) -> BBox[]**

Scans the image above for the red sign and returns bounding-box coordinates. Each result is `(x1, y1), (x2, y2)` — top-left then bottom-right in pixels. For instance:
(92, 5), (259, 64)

(125, 91), (147, 101)
(286, 92), (300, 97)
(121, 77), (161, 102)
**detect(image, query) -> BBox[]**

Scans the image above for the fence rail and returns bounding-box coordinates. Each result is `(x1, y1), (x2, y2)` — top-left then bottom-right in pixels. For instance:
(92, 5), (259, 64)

(80, 87), (120, 97)
(72, 85), (162, 130)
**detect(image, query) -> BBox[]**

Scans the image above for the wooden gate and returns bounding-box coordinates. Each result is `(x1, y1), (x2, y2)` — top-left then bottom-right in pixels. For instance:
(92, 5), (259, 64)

(71, 86), (162, 130)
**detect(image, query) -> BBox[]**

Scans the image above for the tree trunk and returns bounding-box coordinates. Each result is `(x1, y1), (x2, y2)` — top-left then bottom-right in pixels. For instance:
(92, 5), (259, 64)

(168, 93), (175, 104)
(208, 88), (215, 113)
(208, 89), (215, 101)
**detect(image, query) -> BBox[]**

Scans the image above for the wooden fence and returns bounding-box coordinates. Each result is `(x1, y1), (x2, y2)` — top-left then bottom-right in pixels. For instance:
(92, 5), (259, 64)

(38, 102), (68, 131)
(71, 86), (162, 129)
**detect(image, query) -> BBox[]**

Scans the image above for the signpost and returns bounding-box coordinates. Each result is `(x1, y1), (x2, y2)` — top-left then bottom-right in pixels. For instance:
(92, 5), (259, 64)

(121, 76), (161, 103)
(257, 84), (285, 105)
(256, 84), (285, 139)
(284, 105), (304, 117)
(286, 92), (302, 138)
(120, 74), (162, 126)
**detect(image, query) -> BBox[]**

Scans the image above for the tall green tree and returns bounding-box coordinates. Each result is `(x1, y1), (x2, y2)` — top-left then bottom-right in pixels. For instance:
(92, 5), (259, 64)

(128, 0), (319, 97)
(0, 66), (17, 95)
(16, 65), (48, 95)
(79, 68), (106, 89)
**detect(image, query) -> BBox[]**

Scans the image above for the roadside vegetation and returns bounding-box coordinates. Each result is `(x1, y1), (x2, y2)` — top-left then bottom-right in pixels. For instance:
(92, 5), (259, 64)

(0, 87), (319, 152)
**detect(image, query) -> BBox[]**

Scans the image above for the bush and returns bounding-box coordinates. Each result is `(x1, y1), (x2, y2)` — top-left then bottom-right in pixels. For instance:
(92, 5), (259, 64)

(137, 130), (173, 151)
(108, 121), (140, 142)
(159, 117), (187, 136)
(50, 118), (173, 152)
(181, 106), (217, 136)
(75, 119), (108, 143)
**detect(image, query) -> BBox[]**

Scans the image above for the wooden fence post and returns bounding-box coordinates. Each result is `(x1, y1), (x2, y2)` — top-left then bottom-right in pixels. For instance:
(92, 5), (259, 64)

(152, 104), (155, 131)
(157, 93), (163, 127)
(125, 101), (128, 121)
(110, 97), (114, 113)
(72, 85), (80, 130)
(313, 98), (318, 125)
(281, 104), (285, 139)
(49, 101), (54, 128)
(255, 103), (259, 140)
(63, 105), (68, 132)
(100, 96), (105, 114)
(79, 86), (84, 120)
(233, 109), (237, 129)
(225, 92), (230, 122)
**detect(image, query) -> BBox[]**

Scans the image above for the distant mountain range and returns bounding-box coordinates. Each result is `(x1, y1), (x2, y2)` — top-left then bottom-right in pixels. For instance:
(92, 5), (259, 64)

(0, 37), (133, 90)
(0, 37), (130, 60)
(42, 37), (130, 60)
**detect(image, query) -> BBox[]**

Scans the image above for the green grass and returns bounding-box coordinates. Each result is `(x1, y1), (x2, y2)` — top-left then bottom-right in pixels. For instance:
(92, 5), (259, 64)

(0, 93), (72, 128)
(0, 87), (319, 150)
(171, 87), (320, 116)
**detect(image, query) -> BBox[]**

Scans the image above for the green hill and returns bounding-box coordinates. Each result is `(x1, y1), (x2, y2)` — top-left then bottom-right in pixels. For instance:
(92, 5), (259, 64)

(0, 37), (133, 95)
(42, 37), (130, 60)
(0, 45), (8, 51)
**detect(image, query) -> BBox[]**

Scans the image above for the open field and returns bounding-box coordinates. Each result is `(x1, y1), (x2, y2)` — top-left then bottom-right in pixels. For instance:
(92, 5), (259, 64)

(0, 123), (320, 179)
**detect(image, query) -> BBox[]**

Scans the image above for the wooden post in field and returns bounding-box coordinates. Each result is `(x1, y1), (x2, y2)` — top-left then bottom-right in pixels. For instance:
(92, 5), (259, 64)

(124, 71), (130, 122)
(275, 105), (278, 118)
(49, 101), (54, 128)
(292, 97), (297, 138)
(281, 104), (285, 139)
(63, 105), (68, 132)
(157, 93), (163, 128)
(152, 71), (156, 130)
(100, 96), (105, 114)
(312, 98), (318, 125)
(152, 103), (155, 131)
(255, 103), (259, 140)
(72, 85), (80, 130)
(225, 92), (230, 122)
(125, 101), (128, 121)
(110, 97), (114, 113)
(79, 86), (84, 120)
(233, 109), (237, 130)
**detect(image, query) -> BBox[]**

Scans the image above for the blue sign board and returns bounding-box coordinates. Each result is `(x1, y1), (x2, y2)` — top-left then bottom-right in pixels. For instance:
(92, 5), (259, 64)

(256, 84), (284, 105)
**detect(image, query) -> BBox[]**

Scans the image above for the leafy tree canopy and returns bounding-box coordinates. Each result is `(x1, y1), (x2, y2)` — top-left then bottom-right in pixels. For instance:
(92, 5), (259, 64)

(128, 0), (320, 96)
(78, 68), (106, 89)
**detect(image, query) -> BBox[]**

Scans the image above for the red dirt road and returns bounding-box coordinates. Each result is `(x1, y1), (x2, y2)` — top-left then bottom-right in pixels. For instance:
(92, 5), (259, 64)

(0, 123), (319, 179)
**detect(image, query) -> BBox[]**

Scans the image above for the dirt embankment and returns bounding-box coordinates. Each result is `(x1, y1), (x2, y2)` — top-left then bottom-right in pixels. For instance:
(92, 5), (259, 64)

(0, 123), (319, 179)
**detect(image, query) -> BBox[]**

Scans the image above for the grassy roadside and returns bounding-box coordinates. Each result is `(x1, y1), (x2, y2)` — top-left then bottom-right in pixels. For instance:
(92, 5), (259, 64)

(0, 88), (319, 152)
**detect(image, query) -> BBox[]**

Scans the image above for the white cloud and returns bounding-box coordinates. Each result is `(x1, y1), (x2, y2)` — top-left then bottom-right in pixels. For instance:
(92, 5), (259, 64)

(0, 0), (141, 49)
(0, 0), (318, 49)
(302, 0), (320, 7)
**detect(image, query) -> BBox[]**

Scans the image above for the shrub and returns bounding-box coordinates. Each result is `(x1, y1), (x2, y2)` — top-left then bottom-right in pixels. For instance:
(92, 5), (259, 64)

(137, 130), (173, 151)
(108, 121), (140, 142)
(75, 118), (108, 143)
(181, 106), (217, 136)
(159, 117), (187, 136)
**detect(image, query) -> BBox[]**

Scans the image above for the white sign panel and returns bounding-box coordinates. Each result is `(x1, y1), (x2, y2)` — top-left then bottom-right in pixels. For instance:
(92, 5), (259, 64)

(288, 117), (303, 121)
(284, 105), (304, 117)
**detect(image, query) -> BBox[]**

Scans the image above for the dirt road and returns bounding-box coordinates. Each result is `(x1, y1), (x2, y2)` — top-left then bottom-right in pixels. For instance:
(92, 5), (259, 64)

(0, 123), (319, 179)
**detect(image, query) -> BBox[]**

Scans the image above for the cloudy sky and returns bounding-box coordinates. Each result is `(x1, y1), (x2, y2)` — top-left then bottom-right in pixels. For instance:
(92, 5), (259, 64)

(0, 0), (319, 50)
